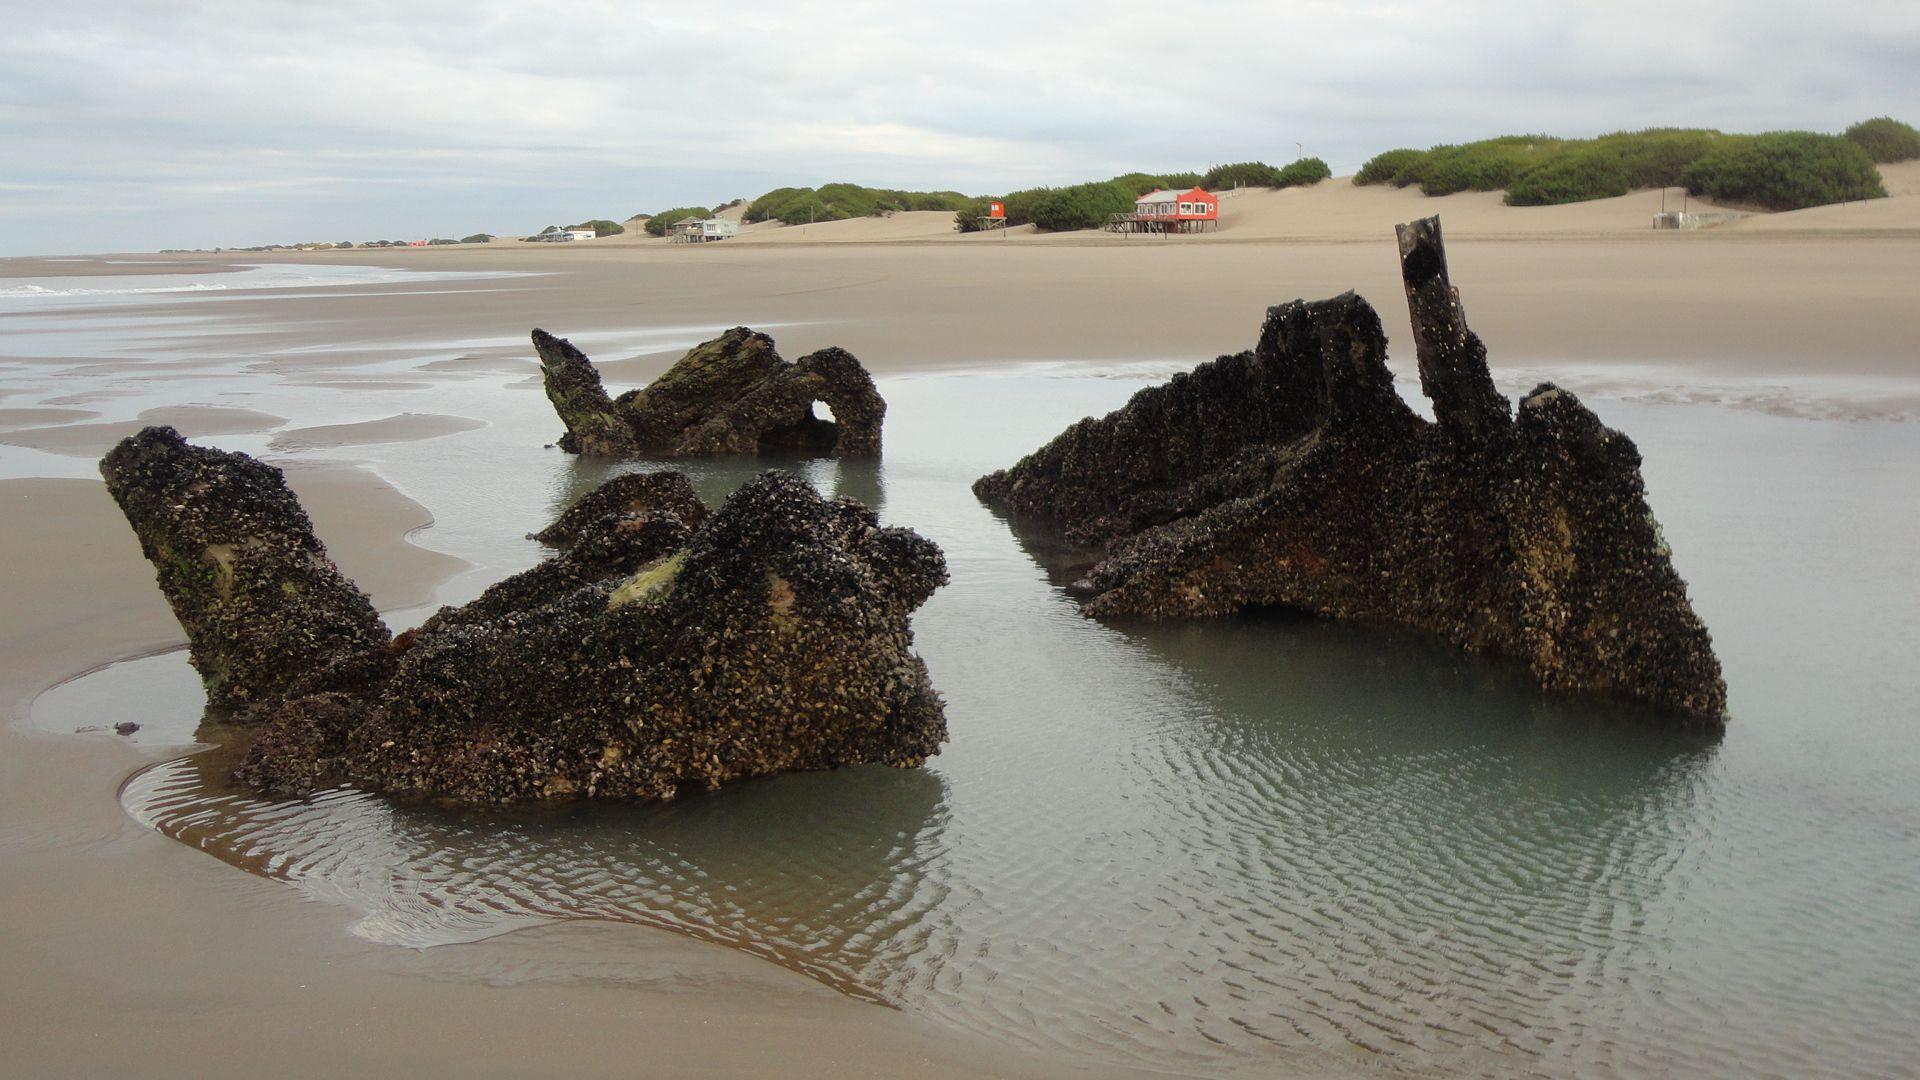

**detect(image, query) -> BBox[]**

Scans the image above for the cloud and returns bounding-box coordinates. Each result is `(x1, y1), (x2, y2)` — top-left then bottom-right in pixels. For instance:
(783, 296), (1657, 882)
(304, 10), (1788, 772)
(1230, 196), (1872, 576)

(0, 0), (1914, 253)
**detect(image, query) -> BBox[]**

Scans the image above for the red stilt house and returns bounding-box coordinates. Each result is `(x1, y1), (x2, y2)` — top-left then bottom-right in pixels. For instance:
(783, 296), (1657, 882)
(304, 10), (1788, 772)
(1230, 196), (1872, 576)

(1114, 187), (1220, 234)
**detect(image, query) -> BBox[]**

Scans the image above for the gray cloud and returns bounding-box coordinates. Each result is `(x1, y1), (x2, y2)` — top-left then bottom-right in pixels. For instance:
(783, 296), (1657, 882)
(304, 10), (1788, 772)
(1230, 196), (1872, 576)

(1, 0), (1914, 254)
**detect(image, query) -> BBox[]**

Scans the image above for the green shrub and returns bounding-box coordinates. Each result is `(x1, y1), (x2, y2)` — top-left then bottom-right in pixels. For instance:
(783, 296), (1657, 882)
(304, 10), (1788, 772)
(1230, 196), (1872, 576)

(953, 200), (991, 233)
(1353, 148), (1427, 186)
(1203, 161), (1286, 188)
(1201, 159), (1328, 189)
(1591, 128), (1733, 189)
(642, 208), (711, 237)
(744, 184), (973, 225)
(1276, 157), (1331, 186)
(459, 233), (493, 244)
(949, 184), (1064, 231)
(1028, 181), (1135, 231)
(1681, 132), (1886, 210)
(1409, 136), (1564, 196)
(567, 219), (625, 237)
(1357, 126), (1889, 208)
(1843, 117), (1920, 163)
(1505, 149), (1632, 205)
(1110, 172), (1203, 196)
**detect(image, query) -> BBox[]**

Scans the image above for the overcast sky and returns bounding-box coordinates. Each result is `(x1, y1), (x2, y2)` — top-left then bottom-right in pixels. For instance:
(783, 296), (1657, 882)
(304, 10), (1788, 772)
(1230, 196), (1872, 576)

(1, 1), (1914, 255)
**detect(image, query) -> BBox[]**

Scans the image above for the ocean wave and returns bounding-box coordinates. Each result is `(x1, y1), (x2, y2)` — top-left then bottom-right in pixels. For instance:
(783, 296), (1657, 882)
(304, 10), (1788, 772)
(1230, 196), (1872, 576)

(0, 281), (231, 298)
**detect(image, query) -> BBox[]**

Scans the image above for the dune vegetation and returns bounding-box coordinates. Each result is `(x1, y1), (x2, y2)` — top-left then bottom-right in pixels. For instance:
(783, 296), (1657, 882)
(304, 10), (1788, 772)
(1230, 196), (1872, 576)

(1355, 123), (1897, 210)
(608, 121), (1905, 240)
(954, 159), (1330, 233)
(641, 207), (712, 236)
(567, 219), (625, 237)
(743, 184), (973, 225)
(1844, 117), (1920, 163)
(1679, 132), (1887, 211)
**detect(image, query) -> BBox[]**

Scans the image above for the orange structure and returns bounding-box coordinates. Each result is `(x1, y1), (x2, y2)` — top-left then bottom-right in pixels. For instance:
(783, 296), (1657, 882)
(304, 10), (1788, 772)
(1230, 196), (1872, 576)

(1111, 187), (1220, 235)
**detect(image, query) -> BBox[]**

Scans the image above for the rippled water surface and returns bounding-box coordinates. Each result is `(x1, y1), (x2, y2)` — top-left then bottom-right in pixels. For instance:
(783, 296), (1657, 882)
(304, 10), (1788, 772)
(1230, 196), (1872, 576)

(39, 369), (1920, 1077)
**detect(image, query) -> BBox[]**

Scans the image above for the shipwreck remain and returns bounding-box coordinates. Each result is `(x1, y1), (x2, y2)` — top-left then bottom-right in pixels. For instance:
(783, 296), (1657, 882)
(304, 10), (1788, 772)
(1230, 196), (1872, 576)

(535, 327), (885, 457)
(102, 427), (949, 802)
(973, 216), (1727, 721)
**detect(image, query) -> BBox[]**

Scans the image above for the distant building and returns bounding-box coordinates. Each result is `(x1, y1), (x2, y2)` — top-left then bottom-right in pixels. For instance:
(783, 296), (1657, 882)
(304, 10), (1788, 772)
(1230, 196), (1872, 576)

(669, 217), (739, 243)
(565, 227), (598, 241)
(1109, 188), (1220, 234)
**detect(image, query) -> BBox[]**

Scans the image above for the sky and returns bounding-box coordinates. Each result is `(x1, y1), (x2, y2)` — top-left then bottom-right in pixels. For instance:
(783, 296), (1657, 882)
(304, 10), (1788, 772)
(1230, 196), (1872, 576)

(1, 0), (1915, 255)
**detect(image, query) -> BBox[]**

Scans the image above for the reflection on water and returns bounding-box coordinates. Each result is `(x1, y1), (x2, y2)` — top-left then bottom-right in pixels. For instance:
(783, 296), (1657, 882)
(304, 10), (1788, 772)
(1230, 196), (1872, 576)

(544, 451), (886, 533)
(40, 375), (1920, 1078)
(126, 749), (951, 1003)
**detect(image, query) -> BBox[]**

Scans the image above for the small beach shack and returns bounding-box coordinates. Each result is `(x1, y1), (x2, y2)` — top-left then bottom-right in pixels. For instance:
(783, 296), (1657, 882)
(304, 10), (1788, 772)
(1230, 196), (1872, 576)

(668, 218), (739, 244)
(1111, 187), (1220, 235)
(564, 227), (598, 241)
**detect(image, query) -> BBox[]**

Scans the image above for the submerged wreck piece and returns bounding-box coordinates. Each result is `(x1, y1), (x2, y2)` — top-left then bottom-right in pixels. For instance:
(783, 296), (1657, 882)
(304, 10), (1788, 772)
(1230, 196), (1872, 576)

(534, 327), (885, 458)
(531, 469), (710, 545)
(974, 216), (1726, 720)
(103, 431), (950, 802)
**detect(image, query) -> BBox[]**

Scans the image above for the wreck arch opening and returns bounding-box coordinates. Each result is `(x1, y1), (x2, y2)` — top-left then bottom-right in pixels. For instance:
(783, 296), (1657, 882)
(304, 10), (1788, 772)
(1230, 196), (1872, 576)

(757, 400), (841, 456)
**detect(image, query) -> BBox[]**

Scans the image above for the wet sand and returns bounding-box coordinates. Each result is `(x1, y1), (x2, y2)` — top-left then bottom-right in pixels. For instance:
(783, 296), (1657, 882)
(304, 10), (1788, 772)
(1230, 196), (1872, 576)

(0, 406), (100, 430)
(0, 405), (287, 457)
(30, 233), (1913, 421)
(268, 412), (486, 451)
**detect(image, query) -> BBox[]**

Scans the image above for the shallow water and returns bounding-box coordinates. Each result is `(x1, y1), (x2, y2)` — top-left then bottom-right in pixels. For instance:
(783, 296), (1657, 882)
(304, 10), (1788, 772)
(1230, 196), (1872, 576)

(13, 260), (1920, 1077)
(31, 369), (1920, 1078)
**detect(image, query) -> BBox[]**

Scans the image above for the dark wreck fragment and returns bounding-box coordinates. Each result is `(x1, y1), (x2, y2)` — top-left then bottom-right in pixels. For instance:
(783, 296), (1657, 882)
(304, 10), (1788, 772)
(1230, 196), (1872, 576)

(100, 426), (391, 712)
(974, 216), (1727, 721)
(534, 326), (885, 458)
(103, 431), (949, 802)
(530, 469), (710, 545)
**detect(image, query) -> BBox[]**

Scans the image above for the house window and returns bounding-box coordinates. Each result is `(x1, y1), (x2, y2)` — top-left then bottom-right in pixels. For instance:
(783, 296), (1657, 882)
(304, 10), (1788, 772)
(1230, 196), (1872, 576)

(1179, 203), (1192, 214)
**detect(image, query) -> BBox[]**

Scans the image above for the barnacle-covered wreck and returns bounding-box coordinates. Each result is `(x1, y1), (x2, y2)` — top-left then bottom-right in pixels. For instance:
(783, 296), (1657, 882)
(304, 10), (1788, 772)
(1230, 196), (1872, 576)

(102, 427), (948, 802)
(535, 326), (885, 457)
(974, 217), (1727, 720)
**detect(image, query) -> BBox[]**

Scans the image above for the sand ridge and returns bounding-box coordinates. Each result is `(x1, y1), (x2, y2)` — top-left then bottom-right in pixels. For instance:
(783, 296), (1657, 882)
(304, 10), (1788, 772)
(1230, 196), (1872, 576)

(267, 411), (486, 451)
(0, 404), (287, 457)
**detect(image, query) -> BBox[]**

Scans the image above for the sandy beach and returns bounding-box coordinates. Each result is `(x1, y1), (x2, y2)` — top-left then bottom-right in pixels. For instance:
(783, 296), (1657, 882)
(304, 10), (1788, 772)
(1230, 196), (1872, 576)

(11, 165), (1909, 413)
(3, 169), (1918, 1076)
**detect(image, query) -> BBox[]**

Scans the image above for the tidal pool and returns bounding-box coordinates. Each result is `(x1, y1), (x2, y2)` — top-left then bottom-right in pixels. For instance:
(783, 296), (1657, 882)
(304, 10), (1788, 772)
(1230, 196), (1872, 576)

(41, 375), (1920, 1078)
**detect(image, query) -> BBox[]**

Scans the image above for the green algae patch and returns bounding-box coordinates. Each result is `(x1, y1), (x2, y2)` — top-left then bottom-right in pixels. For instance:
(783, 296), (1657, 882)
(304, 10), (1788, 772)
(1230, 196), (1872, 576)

(609, 552), (684, 610)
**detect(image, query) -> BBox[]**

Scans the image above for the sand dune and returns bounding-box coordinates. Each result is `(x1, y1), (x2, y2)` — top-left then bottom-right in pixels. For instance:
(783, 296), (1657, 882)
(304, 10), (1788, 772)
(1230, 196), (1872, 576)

(1200, 181), (1744, 241)
(592, 161), (1920, 247)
